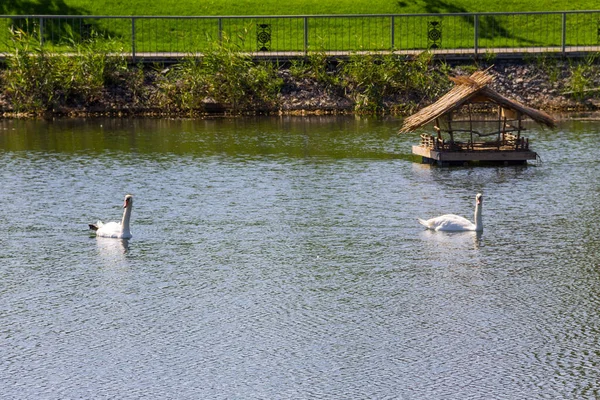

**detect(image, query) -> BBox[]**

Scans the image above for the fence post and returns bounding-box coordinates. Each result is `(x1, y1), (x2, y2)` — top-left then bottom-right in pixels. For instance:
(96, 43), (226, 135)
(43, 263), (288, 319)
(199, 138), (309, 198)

(131, 17), (136, 63)
(218, 17), (223, 43)
(391, 15), (395, 50)
(561, 12), (566, 55)
(39, 17), (44, 47)
(304, 16), (309, 54)
(474, 14), (479, 57)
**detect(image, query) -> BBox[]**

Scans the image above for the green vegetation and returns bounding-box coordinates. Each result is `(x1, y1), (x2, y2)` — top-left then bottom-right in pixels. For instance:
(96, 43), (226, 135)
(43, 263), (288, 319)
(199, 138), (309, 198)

(1, 30), (285, 114)
(2, 13), (599, 57)
(3, 29), (127, 113)
(155, 36), (283, 112)
(0, 29), (452, 115)
(1, 2), (599, 55)
(566, 54), (598, 100)
(1, 0), (597, 16)
(341, 52), (451, 112)
(1, 28), (599, 117)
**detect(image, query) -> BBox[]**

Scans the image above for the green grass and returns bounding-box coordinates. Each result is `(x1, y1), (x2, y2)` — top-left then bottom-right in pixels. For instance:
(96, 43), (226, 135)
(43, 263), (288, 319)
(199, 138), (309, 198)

(2, 0), (599, 16)
(1, 1), (599, 55)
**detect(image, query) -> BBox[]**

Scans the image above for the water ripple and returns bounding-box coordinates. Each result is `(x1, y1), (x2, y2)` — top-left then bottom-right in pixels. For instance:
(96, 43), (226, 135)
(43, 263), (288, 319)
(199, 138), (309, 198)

(1, 118), (600, 398)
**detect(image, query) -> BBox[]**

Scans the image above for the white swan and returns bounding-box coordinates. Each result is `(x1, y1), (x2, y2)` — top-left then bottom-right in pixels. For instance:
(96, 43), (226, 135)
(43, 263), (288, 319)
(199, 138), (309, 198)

(89, 194), (133, 239)
(418, 193), (483, 232)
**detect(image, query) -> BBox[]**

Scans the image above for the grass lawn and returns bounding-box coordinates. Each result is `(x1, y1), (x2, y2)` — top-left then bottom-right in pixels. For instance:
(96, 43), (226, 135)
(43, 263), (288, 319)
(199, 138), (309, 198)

(1, 1), (599, 54)
(1, 0), (599, 16)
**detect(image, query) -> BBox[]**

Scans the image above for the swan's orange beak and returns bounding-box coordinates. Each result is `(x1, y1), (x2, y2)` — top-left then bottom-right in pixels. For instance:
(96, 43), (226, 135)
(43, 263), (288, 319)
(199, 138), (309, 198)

(123, 199), (129, 208)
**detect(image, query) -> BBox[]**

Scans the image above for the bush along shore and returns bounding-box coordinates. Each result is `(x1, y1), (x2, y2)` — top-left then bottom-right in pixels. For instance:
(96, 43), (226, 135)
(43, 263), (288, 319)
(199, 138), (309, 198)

(1, 31), (600, 118)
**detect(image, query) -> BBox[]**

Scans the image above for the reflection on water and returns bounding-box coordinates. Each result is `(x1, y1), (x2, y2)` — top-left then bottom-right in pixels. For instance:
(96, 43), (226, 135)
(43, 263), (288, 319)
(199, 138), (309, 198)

(1, 116), (600, 399)
(96, 237), (130, 258)
(420, 229), (483, 250)
(0, 116), (407, 160)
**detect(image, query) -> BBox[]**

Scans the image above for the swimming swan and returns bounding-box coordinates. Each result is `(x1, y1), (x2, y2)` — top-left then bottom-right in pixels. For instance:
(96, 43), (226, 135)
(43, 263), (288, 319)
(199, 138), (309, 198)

(418, 193), (483, 232)
(89, 194), (133, 239)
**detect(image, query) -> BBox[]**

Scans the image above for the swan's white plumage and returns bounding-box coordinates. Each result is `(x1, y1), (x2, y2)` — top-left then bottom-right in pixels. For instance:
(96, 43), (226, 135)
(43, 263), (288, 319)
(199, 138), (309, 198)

(418, 193), (483, 232)
(89, 195), (133, 239)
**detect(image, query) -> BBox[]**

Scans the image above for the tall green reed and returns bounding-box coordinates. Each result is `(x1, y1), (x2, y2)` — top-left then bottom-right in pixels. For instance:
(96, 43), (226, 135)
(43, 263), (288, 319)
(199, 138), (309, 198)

(161, 35), (283, 113)
(2, 28), (127, 113)
(567, 53), (598, 101)
(341, 51), (450, 113)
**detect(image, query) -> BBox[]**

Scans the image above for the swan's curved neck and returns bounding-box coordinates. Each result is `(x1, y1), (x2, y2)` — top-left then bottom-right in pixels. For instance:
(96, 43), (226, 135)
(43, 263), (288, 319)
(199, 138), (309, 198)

(121, 205), (132, 236)
(474, 201), (483, 231)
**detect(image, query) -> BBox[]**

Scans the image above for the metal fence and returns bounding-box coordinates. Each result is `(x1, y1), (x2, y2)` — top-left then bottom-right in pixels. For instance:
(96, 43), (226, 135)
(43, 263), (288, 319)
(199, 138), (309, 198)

(1, 11), (600, 61)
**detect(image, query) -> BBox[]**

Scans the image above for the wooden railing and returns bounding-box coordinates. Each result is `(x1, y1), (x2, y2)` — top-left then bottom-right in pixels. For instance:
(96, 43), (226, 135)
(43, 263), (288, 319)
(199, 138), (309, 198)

(420, 133), (530, 151)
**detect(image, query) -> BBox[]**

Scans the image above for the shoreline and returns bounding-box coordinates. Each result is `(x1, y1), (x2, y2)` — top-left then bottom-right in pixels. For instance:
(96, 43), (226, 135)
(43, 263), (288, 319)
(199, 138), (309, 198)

(1, 59), (599, 119)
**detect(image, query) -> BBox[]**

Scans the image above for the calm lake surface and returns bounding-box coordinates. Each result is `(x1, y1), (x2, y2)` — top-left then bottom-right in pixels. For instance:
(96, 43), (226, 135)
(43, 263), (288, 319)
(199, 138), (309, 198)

(1, 116), (599, 399)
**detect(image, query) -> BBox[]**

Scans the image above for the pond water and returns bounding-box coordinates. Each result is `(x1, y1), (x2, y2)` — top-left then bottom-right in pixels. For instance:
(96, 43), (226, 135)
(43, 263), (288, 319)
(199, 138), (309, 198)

(1, 116), (599, 399)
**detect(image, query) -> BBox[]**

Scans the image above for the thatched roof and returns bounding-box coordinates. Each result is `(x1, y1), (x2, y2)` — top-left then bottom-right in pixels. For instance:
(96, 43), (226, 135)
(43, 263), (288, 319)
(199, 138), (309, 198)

(399, 68), (556, 133)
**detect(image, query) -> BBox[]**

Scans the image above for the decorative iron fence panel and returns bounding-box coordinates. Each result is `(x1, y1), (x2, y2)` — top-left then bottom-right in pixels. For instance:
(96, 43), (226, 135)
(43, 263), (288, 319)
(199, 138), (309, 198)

(1, 11), (599, 60)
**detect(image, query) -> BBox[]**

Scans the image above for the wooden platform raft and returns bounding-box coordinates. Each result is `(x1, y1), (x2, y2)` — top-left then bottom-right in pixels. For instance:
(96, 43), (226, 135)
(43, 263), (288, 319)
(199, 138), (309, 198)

(399, 68), (556, 165)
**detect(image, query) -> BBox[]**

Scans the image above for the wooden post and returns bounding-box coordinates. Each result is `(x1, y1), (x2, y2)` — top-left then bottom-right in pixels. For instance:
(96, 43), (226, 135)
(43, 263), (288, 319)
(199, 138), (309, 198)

(447, 113), (454, 143)
(469, 104), (474, 150)
(497, 106), (502, 150)
(131, 17), (137, 63)
(502, 115), (508, 147)
(517, 112), (522, 150)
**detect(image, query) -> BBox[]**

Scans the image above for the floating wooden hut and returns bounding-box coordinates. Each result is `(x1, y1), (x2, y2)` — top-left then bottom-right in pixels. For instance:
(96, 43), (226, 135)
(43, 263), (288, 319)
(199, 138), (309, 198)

(399, 68), (556, 166)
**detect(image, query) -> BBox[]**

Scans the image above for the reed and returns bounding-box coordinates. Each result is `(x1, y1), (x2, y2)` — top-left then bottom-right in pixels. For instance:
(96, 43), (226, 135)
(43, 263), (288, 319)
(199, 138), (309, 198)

(2, 28), (127, 113)
(159, 36), (283, 112)
(3, 29), (53, 112)
(341, 52), (452, 112)
(1, 29), (599, 116)
(566, 53), (598, 101)
(289, 50), (339, 87)
(200, 36), (282, 111)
